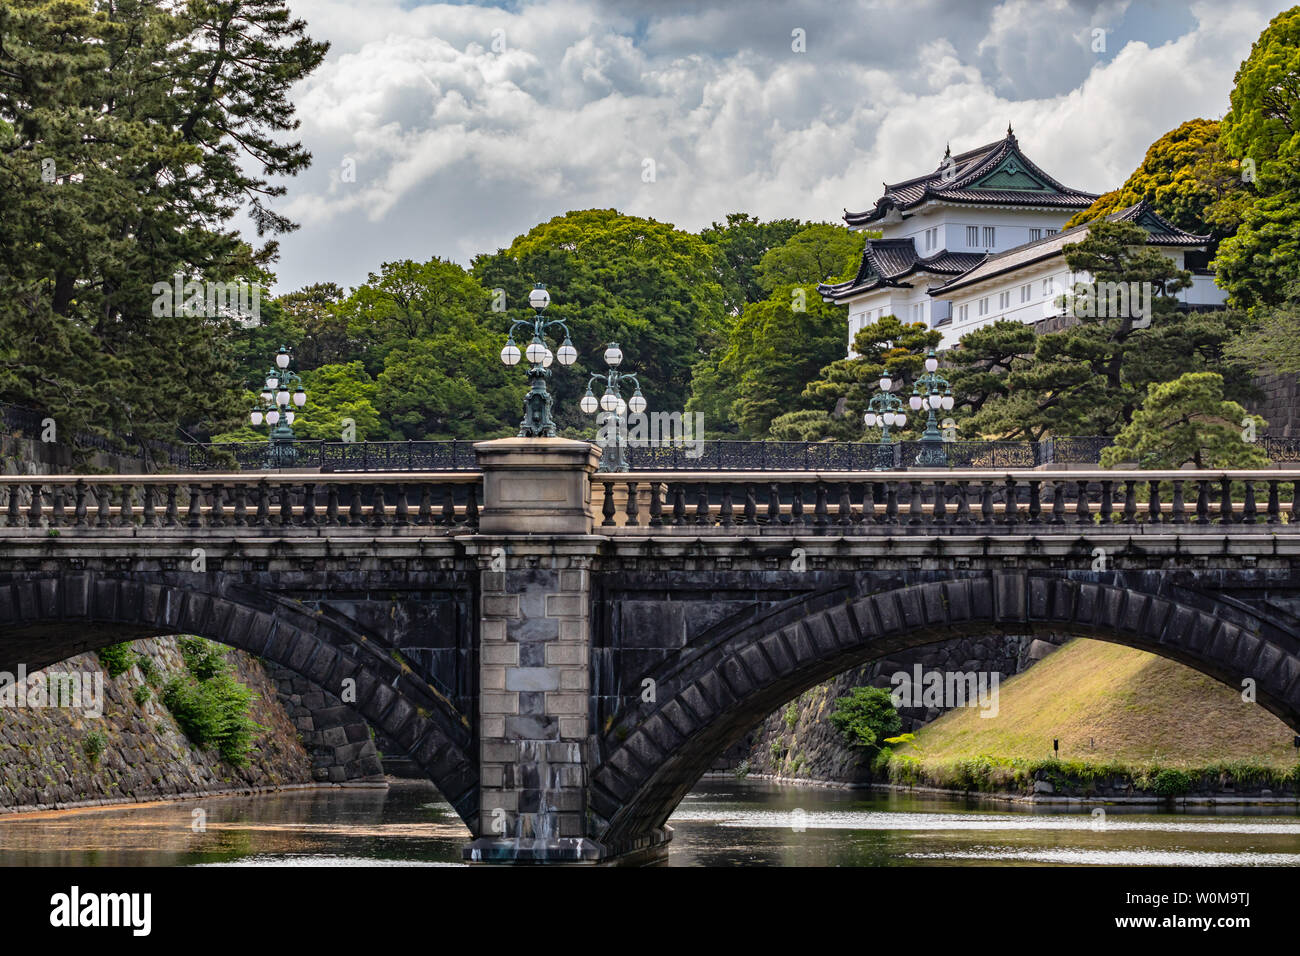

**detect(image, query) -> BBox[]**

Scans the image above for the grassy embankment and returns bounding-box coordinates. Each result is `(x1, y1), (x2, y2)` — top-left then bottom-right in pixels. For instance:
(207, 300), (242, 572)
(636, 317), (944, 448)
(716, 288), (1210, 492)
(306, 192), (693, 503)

(881, 638), (1300, 796)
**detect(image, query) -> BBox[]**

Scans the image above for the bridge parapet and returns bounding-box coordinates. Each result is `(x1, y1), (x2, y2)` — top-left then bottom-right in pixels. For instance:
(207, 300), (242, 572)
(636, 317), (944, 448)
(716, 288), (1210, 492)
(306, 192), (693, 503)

(0, 473), (482, 535)
(592, 470), (1300, 533)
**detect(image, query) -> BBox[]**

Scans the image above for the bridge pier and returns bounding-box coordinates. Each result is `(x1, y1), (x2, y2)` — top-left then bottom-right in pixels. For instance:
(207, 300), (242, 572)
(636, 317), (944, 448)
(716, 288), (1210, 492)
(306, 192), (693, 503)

(462, 438), (652, 863)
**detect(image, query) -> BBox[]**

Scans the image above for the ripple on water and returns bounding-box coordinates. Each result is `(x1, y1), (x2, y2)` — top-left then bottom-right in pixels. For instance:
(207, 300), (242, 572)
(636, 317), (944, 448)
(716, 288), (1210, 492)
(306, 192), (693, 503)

(906, 847), (1300, 866)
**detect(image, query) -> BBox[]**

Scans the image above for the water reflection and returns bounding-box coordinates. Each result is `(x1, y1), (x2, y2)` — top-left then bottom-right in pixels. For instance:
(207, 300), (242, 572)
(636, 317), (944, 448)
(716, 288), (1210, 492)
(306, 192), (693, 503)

(0, 778), (1295, 867)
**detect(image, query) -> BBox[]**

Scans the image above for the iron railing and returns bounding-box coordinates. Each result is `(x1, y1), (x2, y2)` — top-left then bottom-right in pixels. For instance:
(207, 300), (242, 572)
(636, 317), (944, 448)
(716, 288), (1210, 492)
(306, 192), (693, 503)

(175, 436), (1300, 472)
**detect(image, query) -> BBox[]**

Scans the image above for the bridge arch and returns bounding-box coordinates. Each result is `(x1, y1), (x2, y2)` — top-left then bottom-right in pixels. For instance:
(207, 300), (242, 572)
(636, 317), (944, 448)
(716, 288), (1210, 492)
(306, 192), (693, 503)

(0, 570), (480, 831)
(589, 573), (1300, 850)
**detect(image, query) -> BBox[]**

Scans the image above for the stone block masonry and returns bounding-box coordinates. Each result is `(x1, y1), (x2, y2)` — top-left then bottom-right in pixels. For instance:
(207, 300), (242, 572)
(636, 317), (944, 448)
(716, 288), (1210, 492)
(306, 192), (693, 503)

(469, 546), (602, 861)
(264, 664), (384, 783)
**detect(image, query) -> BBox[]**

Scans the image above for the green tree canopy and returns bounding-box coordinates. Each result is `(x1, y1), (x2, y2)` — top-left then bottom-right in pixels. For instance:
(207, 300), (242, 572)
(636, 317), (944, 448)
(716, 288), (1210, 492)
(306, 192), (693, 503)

(0, 0), (326, 462)
(953, 220), (1252, 440)
(1100, 372), (1268, 468)
(1063, 119), (1244, 238)
(699, 213), (804, 315)
(473, 209), (724, 435)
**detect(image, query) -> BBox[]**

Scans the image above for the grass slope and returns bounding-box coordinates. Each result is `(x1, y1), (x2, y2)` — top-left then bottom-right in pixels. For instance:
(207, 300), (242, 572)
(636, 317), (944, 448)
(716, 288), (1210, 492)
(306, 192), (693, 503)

(898, 638), (1299, 769)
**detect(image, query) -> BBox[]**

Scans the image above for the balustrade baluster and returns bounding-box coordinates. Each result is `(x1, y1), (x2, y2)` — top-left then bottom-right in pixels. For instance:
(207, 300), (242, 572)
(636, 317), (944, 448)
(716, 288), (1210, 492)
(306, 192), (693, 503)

(863, 482), (879, 525)
(1099, 480), (1114, 525)
(6, 485), (21, 528)
(1242, 480), (1257, 525)
(673, 484), (688, 526)
(281, 484), (295, 527)
(1170, 480), (1186, 525)
(52, 485), (66, 528)
(814, 483), (829, 528)
(417, 485), (432, 526)
(837, 483), (853, 526)
(441, 487), (455, 527)
(1195, 480), (1210, 525)
(1027, 480), (1042, 525)
(719, 485), (733, 527)
(602, 481), (616, 527)
(75, 481), (89, 528)
(256, 481), (270, 527)
(789, 484), (804, 527)
(187, 485), (202, 529)
(980, 481), (994, 525)
(1122, 480), (1137, 525)
(1004, 478), (1019, 526)
(886, 481), (900, 526)
(27, 483), (42, 528)
(765, 483), (780, 526)
(695, 484), (711, 526)
(1074, 481), (1091, 526)
(1051, 481), (1067, 525)
(907, 481), (923, 526)
(955, 481), (971, 526)
(164, 484), (178, 528)
(207, 483), (221, 528)
(1291, 480), (1299, 525)
(231, 485), (245, 528)
(744, 484), (758, 526)
(648, 482), (664, 528)
(392, 484), (406, 527)
(1266, 480), (1280, 525)
(466, 484), (479, 529)
(350, 485), (365, 527)
(370, 484), (387, 527)
(627, 481), (640, 527)
(1219, 478), (1234, 525)
(1147, 480), (1162, 525)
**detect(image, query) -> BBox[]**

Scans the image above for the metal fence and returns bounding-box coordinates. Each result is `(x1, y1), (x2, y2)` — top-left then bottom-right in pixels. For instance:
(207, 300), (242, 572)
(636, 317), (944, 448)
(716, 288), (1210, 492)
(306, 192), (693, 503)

(182, 440), (481, 472)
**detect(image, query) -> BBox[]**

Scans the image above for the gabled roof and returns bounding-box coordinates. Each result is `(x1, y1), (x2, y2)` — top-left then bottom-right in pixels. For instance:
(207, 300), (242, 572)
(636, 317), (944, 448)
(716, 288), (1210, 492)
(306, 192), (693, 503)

(844, 128), (1100, 228)
(817, 239), (984, 302)
(931, 201), (1211, 296)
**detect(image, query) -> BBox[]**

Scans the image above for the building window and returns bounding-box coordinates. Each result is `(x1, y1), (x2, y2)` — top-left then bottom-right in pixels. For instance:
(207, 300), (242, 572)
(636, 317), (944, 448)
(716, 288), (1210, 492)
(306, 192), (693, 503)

(983, 226), (995, 247)
(1020, 283), (1031, 303)
(958, 304), (968, 322)
(1029, 228), (1042, 241)
(1046, 228), (1058, 236)
(978, 297), (988, 316)
(966, 226), (979, 247)
(1042, 277), (1054, 296)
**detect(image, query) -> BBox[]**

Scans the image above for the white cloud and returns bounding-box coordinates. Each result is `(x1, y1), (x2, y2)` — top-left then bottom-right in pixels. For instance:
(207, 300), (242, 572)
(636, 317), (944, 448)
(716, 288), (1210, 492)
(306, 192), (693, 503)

(259, 0), (1291, 292)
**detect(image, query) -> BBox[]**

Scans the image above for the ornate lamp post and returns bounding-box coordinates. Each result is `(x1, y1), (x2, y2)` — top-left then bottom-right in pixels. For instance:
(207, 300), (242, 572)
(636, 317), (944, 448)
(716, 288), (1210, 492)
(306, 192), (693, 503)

(500, 284), (577, 437)
(249, 346), (307, 467)
(909, 349), (955, 467)
(863, 373), (906, 443)
(579, 343), (645, 472)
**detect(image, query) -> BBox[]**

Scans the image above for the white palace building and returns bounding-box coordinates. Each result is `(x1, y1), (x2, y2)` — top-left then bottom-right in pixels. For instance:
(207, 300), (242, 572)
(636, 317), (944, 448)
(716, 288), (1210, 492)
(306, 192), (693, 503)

(818, 126), (1227, 355)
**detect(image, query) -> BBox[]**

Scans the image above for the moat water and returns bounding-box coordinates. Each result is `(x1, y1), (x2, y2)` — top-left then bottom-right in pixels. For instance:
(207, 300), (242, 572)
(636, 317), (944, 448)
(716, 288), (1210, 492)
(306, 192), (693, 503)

(1, 778), (1298, 866)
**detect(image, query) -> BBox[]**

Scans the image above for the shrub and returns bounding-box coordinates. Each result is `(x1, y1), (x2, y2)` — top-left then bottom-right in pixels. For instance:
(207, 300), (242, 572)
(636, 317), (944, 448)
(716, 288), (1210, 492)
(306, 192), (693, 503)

(162, 672), (262, 767)
(1152, 768), (1193, 798)
(96, 643), (134, 678)
(134, 653), (160, 686)
(828, 686), (901, 750)
(83, 730), (106, 764)
(782, 702), (799, 731)
(133, 684), (152, 707)
(178, 636), (229, 681)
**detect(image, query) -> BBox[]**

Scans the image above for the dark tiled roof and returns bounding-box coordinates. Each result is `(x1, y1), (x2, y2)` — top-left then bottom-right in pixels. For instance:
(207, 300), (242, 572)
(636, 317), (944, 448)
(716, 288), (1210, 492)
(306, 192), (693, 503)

(844, 131), (1100, 227)
(931, 201), (1211, 295)
(817, 240), (984, 302)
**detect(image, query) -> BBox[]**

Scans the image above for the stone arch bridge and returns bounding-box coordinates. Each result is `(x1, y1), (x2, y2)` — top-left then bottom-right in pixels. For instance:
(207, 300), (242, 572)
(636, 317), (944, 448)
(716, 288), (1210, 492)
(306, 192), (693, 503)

(0, 438), (1296, 862)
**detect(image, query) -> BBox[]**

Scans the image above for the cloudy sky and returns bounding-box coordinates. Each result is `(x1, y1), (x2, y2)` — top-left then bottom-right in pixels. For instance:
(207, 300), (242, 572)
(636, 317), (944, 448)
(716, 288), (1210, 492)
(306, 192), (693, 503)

(260, 0), (1290, 293)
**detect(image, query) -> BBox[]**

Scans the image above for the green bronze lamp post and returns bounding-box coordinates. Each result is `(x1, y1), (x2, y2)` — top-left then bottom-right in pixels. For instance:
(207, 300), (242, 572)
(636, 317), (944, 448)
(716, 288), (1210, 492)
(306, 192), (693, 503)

(579, 342), (646, 472)
(249, 346), (307, 468)
(500, 284), (577, 437)
(909, 349), (955, 467)
(863, 372), (907, 471)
